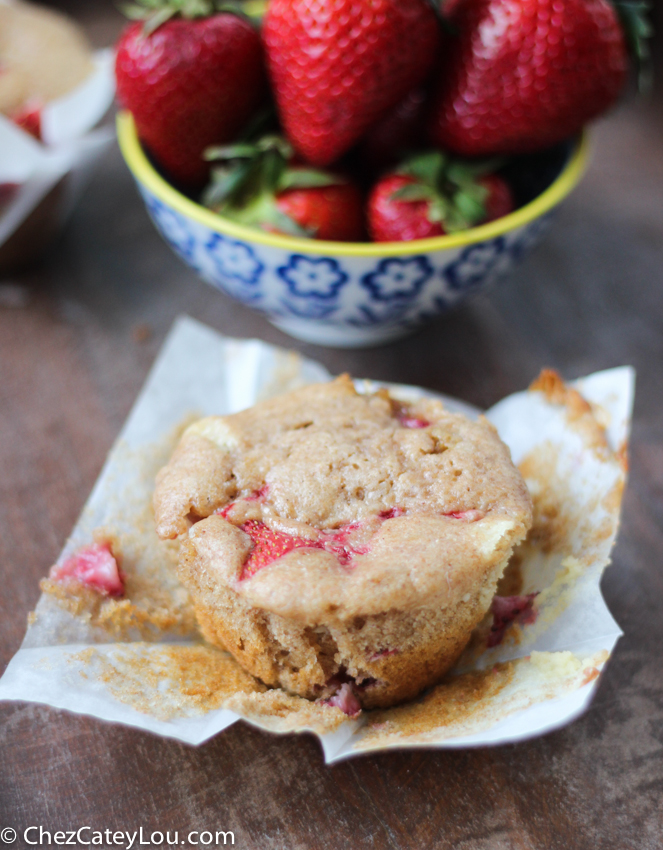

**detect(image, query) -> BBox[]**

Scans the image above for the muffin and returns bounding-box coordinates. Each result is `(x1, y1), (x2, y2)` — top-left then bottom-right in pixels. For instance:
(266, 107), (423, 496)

(154, 376), (532, 711)
(0, 0), (94, 128)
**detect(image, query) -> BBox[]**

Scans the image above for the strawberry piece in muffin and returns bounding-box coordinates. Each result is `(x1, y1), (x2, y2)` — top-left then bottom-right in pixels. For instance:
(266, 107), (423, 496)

(488, 593), (538, 647)
(241, 522), (317, 579)
(323, 682), (362, 718)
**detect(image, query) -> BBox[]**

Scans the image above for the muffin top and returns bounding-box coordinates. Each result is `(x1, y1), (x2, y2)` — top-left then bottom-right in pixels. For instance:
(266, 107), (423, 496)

(0, 0), (93, 117)
(154, 375), (532, 621)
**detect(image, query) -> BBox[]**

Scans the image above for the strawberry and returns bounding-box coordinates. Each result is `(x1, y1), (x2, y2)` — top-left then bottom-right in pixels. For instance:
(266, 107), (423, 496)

(398, 414), (430, 428)
(115, 0), (267, 188)
(203, 134), (364, 240)
(488, 593), (538, 647)
(50, 542), (124, 597)
(319, 522), (372, 566)
(238, 517), (378, 577)
(369, 174), (445, 242)
(428, 0), (633, 157)
(240, 521), (316, 578)
(323, 682), (362, 717)
(262, 0), (440, 166)
(275, 183), (365, 242)
(367, 151), (514, 242)
(11, 100), (43, 140)
(444, 509), (485, 521)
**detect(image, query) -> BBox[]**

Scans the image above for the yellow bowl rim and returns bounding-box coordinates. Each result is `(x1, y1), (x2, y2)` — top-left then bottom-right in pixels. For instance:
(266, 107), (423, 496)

(117, 110), (589, 258)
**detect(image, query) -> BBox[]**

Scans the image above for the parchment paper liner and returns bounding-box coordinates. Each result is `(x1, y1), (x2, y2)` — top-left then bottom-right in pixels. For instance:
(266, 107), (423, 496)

(0, 316), (633, 763)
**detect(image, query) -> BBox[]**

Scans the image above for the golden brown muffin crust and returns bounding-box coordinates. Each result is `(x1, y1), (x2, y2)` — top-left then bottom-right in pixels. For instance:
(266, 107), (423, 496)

(154, 375), (532, 620)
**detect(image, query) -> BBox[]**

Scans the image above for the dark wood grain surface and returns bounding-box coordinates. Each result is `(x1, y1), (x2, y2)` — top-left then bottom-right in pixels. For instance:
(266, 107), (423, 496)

(1, 3), (663, 848)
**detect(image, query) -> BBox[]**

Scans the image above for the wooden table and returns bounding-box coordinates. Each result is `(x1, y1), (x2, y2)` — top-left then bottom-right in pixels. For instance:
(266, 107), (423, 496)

(1, 3), (662, 847)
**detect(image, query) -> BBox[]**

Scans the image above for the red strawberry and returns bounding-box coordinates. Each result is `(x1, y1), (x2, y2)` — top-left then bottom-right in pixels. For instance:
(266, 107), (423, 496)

(367, 151), (514, 242)
(262, 0), (440, 166)
(478, 174), (514, 221)
(429, 0), (630, 157)
(50, 542), (124, 597)
(275, 183), (364, 241)
(323, 683), (362, 717)
(488, 593), (538, 647)
(115, 2), (267, 188)
(239, 517), (377, 577)
(369, 174), (444, 242)
(398, 414), (430, 428)
(204, 135), (365, 240)
(11, 100), (43, 140)
(240, 521), (316, 578)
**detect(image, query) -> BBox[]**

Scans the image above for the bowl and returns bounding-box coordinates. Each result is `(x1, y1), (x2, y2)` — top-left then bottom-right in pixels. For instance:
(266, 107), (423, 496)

(117, 111), (589, 348)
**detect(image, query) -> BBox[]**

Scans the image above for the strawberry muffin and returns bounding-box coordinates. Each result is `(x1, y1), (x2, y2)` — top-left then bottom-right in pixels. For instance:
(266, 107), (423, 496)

(0, 0), (93, 130)
(154, 376), (532, 711)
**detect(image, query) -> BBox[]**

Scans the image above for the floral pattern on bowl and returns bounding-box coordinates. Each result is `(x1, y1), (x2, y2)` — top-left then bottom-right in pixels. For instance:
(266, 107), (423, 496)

(361, 257), (434, 302)
(278, 255), (348, 300)
(144, 197), (197, 266)
(120, 113), (587, 348)
(140, 190), (562, 346)
(206, 233), (264, 287)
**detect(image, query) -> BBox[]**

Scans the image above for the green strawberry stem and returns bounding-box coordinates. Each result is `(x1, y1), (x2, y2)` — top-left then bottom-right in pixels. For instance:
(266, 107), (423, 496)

(612, 0), (653, 92)
(202, 134), (344, 234)
(391, 151), (504, 233)
(122, 0), (264, 33)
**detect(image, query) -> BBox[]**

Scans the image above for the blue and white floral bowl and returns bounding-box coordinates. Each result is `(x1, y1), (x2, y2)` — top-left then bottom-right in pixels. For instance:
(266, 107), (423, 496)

(118, 112), (588, 348)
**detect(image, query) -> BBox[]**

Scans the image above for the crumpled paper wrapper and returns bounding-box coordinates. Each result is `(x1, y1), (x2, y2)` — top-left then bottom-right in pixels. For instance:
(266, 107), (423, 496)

(0, 316), (634, 763)
(0, 45), (115, 260)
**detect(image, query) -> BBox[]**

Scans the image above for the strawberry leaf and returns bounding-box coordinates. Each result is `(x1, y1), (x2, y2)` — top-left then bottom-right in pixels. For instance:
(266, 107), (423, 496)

(202, 160), (254, 208)
(145, 6), (179, 32)
(238, 0), (267, 23)
(202, 131), (346, 237)
(124, 0), (264, 31)
(391, 183), (436, 203)
(446, 158), (502, 183)
(255, 134), (293, 158)
(452, 190), (486, 228)
(181, 0), (212, 17)
(388, 149), (503, 231)
(399, 150), (446, 185)
(122, 4), (159, 21)
(204, 142), (258, 161)
(215, 0), (267, 24)
(279, 169), (342, 190)
(262, 148), (286, 193)
(428, 198), (451, 223)
(613, 0), (653, 92)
